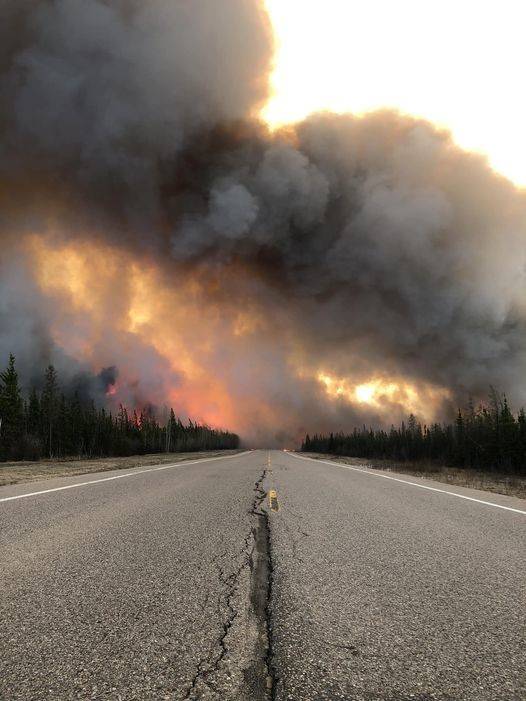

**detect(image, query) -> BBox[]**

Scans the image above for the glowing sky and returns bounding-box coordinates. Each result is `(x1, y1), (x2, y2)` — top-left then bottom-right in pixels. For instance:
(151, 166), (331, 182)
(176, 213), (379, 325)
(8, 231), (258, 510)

(264, 0), (526, 186)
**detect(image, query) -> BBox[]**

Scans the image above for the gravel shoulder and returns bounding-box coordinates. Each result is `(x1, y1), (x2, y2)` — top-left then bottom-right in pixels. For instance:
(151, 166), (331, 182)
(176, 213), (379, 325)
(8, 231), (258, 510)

(302, 451), (526, 498)
(0, 449), (243, 487)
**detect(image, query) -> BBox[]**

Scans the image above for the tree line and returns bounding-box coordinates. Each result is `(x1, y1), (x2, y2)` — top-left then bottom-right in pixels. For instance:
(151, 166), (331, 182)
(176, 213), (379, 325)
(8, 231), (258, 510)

(302, 390), (526, 475)
(0, 354), (239, 461)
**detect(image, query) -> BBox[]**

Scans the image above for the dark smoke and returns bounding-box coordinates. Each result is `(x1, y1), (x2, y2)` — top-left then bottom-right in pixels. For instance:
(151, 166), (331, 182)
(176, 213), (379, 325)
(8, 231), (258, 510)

(1, 0), (526, 443)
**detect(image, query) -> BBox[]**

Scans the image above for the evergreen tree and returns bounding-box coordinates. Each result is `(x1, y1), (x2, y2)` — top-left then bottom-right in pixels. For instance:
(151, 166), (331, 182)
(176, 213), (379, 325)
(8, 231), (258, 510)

(40, 365), (59, 457)
(301, 390), (526, 476)
(0, 353), (239, 462)
(0, 354), (23, 458)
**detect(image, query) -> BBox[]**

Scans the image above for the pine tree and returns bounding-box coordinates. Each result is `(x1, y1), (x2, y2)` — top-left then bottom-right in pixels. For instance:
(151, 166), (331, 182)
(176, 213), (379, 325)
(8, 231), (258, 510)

(40, 365), (59, 458)
(166, 408), (176, 452)
(300, 390), (526, 476)
(0, 355), (239, 462)
(0, 354), (23, 457)
(500, 395), (516, 471)
(27, 387), (41, 435)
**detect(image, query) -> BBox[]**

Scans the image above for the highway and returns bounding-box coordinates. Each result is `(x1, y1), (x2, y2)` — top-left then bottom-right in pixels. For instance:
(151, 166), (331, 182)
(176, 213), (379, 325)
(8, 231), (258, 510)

(1, 450), (524, 700)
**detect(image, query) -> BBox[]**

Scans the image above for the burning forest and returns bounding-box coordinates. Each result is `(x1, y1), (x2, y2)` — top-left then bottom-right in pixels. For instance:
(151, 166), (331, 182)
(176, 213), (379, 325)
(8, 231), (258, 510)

(2, 0), (526, 447)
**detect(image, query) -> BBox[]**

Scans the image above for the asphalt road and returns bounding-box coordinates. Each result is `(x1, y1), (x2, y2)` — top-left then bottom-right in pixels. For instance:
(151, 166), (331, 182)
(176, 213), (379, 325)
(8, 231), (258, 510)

(269, 452), (526, 701)
(1, 450), (525, 700)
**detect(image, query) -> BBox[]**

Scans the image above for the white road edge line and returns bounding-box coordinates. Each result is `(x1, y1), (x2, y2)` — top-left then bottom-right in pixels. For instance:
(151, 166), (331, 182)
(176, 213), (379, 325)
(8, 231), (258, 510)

(289, 452), (526, 516)
(0, 451), (252, 504)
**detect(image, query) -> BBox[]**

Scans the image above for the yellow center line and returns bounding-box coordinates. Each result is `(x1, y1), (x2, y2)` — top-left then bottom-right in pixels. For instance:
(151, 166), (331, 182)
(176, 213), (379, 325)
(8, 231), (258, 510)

(269, 489), (279, 512)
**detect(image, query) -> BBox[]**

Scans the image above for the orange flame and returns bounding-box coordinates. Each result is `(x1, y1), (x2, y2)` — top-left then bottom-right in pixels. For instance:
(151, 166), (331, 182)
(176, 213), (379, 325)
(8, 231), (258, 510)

(317, 371), (451, 420)
(23, 233), (453, 440)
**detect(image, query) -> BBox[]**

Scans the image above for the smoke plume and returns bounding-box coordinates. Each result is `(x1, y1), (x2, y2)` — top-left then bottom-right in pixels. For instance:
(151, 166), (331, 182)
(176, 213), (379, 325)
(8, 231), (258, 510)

(1, 0), (526, 445)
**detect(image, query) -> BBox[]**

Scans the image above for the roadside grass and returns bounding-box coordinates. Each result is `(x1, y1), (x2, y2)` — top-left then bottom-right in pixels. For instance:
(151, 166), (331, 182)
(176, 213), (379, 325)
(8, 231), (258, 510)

(302, 453), (526, 499)
(0, 449), (244, 487)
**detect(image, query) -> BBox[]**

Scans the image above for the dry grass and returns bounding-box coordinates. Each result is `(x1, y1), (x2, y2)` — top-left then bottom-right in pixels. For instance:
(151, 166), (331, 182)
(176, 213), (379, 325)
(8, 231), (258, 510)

(0, 450), (243, 487)
(303, 453), (526, 499)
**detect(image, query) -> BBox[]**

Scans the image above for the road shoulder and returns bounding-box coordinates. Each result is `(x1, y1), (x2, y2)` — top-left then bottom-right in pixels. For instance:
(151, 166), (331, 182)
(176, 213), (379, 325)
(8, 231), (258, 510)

(0, 449), (244, 488)
(298, 451), (526, 504)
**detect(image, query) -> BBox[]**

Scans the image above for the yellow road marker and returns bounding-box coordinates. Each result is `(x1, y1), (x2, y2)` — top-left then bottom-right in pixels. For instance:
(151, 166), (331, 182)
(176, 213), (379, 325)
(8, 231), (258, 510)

(269, 489), (279, 512)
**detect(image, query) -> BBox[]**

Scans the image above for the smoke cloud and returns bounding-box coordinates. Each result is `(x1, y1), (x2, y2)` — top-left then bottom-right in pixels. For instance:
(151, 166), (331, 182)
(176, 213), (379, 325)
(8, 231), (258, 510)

(1, 0), (526, 445)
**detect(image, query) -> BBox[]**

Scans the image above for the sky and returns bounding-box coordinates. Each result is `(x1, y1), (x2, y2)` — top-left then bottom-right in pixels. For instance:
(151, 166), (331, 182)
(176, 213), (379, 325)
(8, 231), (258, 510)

(264, 0), (526, 187)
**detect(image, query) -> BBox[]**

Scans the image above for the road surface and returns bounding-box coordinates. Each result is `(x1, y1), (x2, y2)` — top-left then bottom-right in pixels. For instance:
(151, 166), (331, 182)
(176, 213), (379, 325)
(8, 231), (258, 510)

(1, 450), (524, 700)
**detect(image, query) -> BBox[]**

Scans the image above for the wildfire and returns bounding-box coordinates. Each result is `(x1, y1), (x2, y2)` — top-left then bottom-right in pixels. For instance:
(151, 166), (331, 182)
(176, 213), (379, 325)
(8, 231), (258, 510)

(22, 233), (453, 441)
(23, 233), (280, 436)
(317, 371), (450, 420)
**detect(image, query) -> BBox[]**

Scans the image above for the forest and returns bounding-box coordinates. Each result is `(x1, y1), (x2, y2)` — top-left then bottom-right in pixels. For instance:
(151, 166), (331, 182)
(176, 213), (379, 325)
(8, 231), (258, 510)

(0, 354), (239, 461)
(302, 390), (526, 476)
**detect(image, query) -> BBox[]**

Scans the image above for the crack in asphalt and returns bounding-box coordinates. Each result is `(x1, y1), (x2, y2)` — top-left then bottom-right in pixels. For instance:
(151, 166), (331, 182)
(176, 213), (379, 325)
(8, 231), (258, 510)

(250, 470), (276, 701)
(321, 639), (360, 656)
(183, 468), (274, 700)
(277, 515), (310, 565)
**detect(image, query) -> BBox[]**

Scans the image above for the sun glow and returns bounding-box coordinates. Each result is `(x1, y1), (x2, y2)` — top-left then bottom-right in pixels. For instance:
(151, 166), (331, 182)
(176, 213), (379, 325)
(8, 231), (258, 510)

(264, 0), (526, 187)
